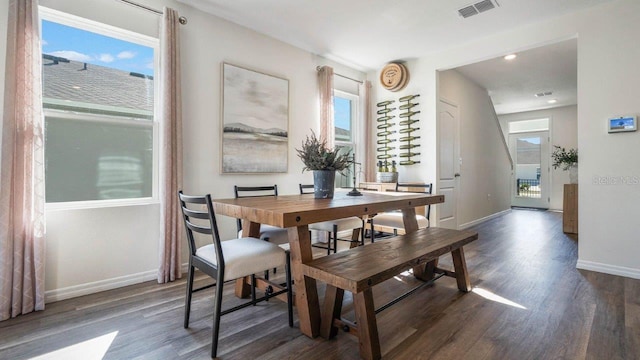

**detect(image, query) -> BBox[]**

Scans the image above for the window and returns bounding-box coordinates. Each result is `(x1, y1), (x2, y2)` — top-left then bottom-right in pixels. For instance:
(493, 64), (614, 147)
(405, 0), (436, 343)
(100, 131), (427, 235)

(333, 90), (359, 188)
(509, 118), (549, 134)
(40, 9), (158, 206)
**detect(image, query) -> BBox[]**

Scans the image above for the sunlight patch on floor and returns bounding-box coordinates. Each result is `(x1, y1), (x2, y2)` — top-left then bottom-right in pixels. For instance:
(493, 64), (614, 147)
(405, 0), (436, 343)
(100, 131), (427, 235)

(393, 269), (414, 282)
(29, 331), (118, 360)
(472, 287), (527, 310)
(390, 272), (527, 311)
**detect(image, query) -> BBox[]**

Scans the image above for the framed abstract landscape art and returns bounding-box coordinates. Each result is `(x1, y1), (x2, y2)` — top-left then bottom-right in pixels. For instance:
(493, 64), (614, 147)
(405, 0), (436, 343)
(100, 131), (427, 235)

(221, 63), (289, 173)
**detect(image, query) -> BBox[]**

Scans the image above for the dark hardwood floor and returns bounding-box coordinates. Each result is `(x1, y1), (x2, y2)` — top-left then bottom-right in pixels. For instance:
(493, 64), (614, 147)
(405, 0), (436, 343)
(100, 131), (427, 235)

(1, 209), (639, 359)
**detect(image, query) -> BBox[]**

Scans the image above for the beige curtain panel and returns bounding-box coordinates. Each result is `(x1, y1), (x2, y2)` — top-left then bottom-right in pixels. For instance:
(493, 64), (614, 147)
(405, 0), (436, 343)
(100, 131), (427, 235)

(360, 80), (374, 182)
(158, 7), (184, 284)
(0, 0), (46, 321)
(317, 65), (335, 148)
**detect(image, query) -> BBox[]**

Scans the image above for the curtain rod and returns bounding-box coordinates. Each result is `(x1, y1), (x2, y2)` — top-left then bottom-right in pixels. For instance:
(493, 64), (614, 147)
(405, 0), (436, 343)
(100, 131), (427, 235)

(316, 66), (363, 84)
(119, 0), (188, 24)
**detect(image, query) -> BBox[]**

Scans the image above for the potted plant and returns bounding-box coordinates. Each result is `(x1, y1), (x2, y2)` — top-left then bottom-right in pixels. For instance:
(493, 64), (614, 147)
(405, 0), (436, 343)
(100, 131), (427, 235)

(296, 131), (352, 198)
(552, 145), (578, 183)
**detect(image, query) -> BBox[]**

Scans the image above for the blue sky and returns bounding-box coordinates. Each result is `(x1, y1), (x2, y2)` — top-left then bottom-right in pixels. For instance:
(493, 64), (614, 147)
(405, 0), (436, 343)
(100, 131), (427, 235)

(522, 137), (541, 144)
(42, 20), (154, 76)
(334, 96), (351, 131)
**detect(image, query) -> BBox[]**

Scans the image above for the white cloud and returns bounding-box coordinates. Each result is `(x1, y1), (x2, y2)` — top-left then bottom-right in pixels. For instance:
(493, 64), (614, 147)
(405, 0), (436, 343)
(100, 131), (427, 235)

(98, 53), (115, 63)
(42, 39), (48, 46)
(117, 51), (136, 59)
(49, 50), (92, 62)
(145, 61), (154, 69)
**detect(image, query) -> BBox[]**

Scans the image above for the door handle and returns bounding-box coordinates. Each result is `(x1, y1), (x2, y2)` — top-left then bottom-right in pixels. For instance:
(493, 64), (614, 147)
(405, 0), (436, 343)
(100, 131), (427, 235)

(454, 173), (461, 177)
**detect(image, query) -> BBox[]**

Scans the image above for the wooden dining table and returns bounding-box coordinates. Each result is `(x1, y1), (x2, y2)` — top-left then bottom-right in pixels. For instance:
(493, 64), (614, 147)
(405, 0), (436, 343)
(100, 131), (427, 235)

(211, 189), (444, 338)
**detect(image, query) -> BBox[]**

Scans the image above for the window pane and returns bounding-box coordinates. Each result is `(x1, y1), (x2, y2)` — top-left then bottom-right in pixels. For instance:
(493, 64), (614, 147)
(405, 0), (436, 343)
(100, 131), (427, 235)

(45, 117), (153, 202)
(516, 137), (541, 164)
(509, 118), (549, 133)
(334, 96), (352, 142)
(515, 137), (541, 199)
(335, 145), (354, 188)
(42, 18), (155, 203)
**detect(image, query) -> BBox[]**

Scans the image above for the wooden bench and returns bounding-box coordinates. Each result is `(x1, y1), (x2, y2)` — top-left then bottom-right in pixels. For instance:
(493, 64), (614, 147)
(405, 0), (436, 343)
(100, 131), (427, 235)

(302, 227), (478, 360)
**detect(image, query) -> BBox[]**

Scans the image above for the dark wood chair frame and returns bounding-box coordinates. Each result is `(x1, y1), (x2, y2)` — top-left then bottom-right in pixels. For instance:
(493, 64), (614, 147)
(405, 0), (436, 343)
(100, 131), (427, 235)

(234, 185), (283, 275)
(233, 185), (279, 235)
(299, 184), (365, 254)
(179, 191), (293, 359)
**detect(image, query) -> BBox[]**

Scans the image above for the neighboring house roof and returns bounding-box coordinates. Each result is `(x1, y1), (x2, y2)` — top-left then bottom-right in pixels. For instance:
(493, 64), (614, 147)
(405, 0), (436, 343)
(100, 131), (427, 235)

(42, 54), (153, 117)
(516, 139), (541, 164)
(335, 126), (350, 141)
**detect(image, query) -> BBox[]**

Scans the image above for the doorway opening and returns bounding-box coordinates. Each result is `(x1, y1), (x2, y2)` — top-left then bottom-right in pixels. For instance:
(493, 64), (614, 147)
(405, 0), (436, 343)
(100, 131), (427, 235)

(508, 118), (550, 208)
(434, 38), (578, 227)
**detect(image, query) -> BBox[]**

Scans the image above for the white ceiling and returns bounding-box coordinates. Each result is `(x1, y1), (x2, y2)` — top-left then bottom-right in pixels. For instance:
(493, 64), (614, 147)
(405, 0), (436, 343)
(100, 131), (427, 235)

(179, 0), (605, 115)
(455, 39), (577, 114)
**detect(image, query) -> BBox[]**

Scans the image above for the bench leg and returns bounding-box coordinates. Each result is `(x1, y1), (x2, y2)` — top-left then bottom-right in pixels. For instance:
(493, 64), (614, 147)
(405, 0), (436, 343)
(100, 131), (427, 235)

(451, 247), (471, 292)
(413, 258), (439, 282)
(321, 285), (344, 339)
(354, 288), (381, 360)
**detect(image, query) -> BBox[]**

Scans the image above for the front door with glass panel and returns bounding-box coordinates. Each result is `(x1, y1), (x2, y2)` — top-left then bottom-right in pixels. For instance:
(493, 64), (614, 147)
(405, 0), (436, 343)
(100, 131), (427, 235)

(509, 131), (549, 208)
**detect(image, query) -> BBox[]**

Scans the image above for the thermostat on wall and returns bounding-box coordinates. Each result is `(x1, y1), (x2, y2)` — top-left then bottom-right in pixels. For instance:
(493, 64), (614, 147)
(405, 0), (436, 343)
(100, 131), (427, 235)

(608, 115), (637, 133)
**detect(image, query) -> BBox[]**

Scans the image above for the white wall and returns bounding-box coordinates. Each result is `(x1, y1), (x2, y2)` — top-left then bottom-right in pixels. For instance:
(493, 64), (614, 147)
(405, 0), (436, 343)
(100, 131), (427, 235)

(45, 205), (161, 299)
(367, 58), (437, 190)
(500, 105), (578, 210)
(379, 0), (640, 279)
(0, 0), (366, 300)
(576, 0), (640, 278)
(438, 69), (512, 227)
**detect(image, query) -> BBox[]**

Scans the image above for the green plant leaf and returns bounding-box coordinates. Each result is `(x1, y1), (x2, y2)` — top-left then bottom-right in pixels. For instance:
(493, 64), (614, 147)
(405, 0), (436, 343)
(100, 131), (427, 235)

(295, 131), (353, 173)
(551, 145), (578, 170)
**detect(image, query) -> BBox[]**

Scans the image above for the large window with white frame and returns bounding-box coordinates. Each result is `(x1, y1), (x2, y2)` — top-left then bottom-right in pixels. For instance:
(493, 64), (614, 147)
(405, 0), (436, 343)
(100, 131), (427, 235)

(334, 90), (359, 188)
(40, 8), (159, 207)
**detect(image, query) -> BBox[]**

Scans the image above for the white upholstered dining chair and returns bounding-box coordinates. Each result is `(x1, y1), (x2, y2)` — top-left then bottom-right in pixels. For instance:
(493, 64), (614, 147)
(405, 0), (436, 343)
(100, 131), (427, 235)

(179, 191), (293, 358)
(369, 183), (432, 241)
(299, 184), (364, 254)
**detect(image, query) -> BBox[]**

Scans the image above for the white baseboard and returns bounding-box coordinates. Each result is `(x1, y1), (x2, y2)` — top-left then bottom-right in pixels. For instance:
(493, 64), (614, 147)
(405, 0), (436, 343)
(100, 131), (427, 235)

(576, 259), (640, 280)
(458, 209), (511, 230)
(45, 262), (191, 303)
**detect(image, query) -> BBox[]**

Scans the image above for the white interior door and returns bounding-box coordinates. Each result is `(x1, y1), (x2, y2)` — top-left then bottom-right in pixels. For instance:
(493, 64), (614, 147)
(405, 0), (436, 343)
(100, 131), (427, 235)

(438, 99), (459, 229)
(509, 131), (550, 208)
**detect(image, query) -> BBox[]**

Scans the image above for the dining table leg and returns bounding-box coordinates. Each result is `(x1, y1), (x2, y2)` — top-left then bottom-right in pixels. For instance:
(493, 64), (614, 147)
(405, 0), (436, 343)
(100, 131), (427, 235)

(402, 208), (430, 279)
(288, 225), (321, 338)
(349, 228), (362, 249)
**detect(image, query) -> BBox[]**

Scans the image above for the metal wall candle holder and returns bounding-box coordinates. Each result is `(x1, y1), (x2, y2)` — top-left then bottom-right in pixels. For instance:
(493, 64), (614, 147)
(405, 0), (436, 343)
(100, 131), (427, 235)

(398, 94), (420, 166)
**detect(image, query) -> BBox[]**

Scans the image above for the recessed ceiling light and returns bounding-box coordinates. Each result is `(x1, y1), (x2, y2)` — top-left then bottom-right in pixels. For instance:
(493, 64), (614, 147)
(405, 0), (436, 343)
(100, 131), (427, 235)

(504, 54), (517, 60)
(547, 99), (557, 104)
(72, 85), (81, 89)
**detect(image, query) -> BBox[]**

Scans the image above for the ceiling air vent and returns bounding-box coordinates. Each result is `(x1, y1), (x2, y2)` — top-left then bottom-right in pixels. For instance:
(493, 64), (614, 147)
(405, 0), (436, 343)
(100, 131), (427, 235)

(458, 0), (500, 18)
(474, 0), (496, 13)
(458, 5), (478, 18)
(535, 91), (553, 97)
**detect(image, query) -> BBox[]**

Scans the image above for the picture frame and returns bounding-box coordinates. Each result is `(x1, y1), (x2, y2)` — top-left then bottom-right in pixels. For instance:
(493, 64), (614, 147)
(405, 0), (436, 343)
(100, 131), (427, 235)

(221, 62), (289, 173)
